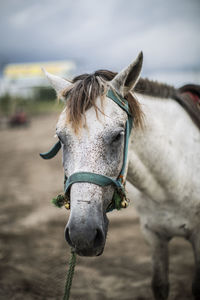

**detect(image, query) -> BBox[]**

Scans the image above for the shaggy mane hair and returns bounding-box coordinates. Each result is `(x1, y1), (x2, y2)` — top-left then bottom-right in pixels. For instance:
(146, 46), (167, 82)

(62, 69), (177, 132)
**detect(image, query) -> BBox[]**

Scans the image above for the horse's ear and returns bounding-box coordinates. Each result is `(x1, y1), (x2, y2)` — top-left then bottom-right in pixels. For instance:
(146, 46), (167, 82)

(41, 67), (71, 98)
(110, 51), (143, 97)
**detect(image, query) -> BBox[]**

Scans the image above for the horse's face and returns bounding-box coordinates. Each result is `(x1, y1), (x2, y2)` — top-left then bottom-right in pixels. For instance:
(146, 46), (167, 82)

(44, 51), (143, 256)
(56, 96), (127, 256)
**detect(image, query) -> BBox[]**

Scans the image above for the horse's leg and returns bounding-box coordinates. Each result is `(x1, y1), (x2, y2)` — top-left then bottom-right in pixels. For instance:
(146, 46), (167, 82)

(190, 228), (200, 300)
(142, 225), (170, 300)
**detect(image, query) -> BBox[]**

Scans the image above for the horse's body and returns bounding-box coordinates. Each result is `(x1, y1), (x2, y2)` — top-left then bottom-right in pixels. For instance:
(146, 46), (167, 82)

(42, 53), (200, 299)
(129, 92), (200, 234)
(128, 92), (200, 299)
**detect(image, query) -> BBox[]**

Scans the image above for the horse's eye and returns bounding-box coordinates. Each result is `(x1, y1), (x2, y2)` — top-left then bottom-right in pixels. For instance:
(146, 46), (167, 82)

(111, 131), (124, 144)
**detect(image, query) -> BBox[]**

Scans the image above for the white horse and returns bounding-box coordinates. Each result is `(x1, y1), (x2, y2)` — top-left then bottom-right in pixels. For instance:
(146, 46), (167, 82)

(42, 52), (200, 300)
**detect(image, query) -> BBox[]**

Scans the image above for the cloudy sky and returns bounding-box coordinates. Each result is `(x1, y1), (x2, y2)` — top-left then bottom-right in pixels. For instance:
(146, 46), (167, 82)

(0, 0), (200, 79)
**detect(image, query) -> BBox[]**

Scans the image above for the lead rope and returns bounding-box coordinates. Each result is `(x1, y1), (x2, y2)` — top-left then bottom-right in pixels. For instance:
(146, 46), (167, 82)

(63, 248), (77, 300)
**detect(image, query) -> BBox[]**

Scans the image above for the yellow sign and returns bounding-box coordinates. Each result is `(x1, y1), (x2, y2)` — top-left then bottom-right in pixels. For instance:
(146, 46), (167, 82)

(3, 61), (76, 79)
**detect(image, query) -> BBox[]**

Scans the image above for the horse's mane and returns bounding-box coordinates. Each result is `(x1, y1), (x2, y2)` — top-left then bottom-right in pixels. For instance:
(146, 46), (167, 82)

(135, 77), (176, 99)
(62, 69), (176, 132)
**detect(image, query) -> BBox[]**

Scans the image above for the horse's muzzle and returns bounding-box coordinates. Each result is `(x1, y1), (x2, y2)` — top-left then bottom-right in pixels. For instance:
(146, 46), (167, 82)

(65, 224), (105, 256)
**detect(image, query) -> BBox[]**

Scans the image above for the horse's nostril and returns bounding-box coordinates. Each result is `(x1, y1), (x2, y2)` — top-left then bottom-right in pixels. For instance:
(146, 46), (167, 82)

(94, 228), (104, 248)
(65, 227), (73, 246)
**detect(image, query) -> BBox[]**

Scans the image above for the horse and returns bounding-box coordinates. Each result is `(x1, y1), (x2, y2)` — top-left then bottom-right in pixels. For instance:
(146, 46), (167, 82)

(41, 52), (200, 300)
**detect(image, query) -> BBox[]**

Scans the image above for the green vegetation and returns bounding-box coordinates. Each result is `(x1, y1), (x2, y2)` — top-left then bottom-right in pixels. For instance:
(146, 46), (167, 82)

(0, 87), (65, 116)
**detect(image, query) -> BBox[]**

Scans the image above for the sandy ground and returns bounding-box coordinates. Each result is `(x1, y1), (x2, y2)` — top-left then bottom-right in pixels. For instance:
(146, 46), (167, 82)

(0, 113), (195, 300)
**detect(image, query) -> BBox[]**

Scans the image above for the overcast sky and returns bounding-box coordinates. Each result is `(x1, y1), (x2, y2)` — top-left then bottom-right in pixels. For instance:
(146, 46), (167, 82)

(0, 0), (200, 77)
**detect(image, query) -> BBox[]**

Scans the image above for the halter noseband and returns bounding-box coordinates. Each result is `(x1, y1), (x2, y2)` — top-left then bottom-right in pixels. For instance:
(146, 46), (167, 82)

(40, 89), (133, 212)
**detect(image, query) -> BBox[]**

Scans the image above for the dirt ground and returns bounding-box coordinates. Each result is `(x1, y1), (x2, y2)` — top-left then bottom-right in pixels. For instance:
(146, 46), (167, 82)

(0, 113), (195, 300)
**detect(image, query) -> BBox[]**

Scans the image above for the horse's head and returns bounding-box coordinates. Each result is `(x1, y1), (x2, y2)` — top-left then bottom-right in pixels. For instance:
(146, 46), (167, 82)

(44, 52), (143, 256)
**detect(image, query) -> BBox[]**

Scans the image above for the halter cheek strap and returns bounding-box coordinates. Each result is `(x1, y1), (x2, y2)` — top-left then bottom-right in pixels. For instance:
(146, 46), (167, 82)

(40, 140), (61, 159)
(40, 89), (133, 212)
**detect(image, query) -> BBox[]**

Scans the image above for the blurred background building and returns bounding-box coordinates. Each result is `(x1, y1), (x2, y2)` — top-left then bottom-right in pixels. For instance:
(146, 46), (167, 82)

(0, 60), (76, 97)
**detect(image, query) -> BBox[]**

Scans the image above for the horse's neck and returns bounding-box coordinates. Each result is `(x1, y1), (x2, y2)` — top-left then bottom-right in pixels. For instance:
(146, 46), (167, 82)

(127, 93), (200, 203)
